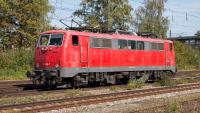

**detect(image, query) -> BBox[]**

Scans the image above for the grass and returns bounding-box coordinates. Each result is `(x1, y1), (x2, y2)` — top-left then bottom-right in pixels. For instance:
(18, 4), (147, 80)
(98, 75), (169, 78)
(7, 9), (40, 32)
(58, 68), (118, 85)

(173, 78), (200, 84)
(155, 74), (175, 87)
(110, 86), (123, 91)
(165, 101), (181, 113)
(2, 110), (21, 113)
(173, 78), (189, 84)
(155, 74), (200, 87)
(126, 81), (145, 90)
(110, 81), (145, 91)
(0, 69), (28, 80)
(191, 73), (200, 77)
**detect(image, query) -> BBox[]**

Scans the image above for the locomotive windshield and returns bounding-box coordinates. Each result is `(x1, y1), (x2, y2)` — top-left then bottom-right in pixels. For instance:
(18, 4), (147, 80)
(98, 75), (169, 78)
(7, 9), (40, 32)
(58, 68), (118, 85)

(39, 34), (49, 46)
(38, 34), (63, 46)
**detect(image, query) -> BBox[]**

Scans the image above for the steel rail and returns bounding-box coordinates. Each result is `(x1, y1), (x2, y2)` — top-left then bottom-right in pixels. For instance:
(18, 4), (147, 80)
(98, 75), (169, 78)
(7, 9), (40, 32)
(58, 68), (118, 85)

(0, 83), (200, 112)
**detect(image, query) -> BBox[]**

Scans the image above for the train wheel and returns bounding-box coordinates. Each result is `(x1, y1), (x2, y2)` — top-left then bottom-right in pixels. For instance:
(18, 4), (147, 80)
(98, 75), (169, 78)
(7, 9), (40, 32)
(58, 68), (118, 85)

(73, 76), (81, 88)
(43, 78), (56, 88)
(103, 78), (107, 85)
(44, 78), (51, 88)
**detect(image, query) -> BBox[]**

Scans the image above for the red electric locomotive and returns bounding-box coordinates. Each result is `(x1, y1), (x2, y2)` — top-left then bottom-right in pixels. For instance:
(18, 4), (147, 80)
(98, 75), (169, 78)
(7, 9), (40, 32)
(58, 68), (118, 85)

(27, 30), (176, 87)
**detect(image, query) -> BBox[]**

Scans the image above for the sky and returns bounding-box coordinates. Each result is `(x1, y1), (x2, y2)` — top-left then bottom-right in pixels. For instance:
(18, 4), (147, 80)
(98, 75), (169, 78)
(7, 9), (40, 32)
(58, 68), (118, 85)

(49, 0), (200, 38)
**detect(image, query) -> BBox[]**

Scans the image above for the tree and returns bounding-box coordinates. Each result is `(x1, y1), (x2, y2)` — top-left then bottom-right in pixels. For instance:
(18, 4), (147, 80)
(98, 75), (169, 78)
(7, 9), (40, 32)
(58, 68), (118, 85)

(135, 0), (169, 38)
(73, 0), (133, 31)
(195, 30), (200, 37)
(0, 0), (53, 49)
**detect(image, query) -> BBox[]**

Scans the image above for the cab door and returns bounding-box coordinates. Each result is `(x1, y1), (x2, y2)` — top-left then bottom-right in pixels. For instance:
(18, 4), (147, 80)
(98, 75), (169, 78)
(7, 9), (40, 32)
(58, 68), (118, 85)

(165, 42), (172, 67)
(79, 36), (89, 67)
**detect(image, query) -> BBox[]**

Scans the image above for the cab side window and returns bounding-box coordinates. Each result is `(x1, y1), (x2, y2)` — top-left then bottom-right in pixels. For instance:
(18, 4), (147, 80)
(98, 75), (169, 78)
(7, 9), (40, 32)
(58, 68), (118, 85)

(118, 39), (127, 49)
(137, 41), (144, 50)
(128, 40), (136, 50)
(72, 35), (79, 46)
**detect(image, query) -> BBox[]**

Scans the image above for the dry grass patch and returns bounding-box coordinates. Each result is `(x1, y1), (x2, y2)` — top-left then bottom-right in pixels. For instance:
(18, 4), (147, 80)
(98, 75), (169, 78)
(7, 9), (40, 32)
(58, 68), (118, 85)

(126, 81), (145, 90)
(109, 82), (145, 91)
(173, 78), (199, 84)
(110, 86), (123, 91)
(1, 110), (20, 113)
(165, 101), (181, 113)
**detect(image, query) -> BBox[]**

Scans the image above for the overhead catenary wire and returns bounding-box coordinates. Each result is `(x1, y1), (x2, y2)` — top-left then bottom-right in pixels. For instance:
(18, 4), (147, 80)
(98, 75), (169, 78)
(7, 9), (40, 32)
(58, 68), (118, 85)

(166, 8), (200, 20)
(49, 0), (200, 37)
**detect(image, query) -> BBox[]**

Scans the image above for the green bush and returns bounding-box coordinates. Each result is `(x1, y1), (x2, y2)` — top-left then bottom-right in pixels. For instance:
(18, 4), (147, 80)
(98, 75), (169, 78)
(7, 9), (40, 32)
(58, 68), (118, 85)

(158, 74), (175, 86)
(174, 41), (200, 70)
(126, 81), (144, 90)
(0, 49), (34, 70)
(0, 69), (27, 80)
(0, 49), (34, 80)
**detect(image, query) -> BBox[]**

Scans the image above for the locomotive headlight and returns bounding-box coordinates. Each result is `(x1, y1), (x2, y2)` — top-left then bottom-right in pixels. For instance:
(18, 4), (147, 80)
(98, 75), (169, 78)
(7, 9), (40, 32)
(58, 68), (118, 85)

(55, 64), (59, 68)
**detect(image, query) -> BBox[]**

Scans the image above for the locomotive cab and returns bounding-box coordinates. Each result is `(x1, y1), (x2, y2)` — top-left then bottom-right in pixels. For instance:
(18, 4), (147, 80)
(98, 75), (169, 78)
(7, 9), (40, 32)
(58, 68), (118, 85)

(36, 33), (63, 69)
(27, 32), (65, 86)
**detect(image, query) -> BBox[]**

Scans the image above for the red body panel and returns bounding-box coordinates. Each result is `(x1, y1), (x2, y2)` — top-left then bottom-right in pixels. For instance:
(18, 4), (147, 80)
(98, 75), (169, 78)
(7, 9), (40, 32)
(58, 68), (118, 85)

(35, 30), (176, 71)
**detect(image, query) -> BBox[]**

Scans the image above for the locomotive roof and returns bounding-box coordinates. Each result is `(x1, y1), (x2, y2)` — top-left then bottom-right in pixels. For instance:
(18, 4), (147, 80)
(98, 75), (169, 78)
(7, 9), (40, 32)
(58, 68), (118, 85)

(42, 30), (173, 43)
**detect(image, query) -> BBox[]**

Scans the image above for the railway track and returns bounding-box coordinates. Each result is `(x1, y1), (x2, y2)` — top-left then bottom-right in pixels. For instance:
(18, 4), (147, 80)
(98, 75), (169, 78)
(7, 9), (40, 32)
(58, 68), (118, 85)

(0, 80), (31, 94)
(0, 80), (30, 85)
(0, 85), (120, 98)
(0, 70), (199, 98)
(0, 83), (200, 113)
(132, 97), (200, 113)
(0, 81), (127, 98)
(175, 70), (200, 77)
(172, 76), (200, 80)
(0, 80), (38, 97)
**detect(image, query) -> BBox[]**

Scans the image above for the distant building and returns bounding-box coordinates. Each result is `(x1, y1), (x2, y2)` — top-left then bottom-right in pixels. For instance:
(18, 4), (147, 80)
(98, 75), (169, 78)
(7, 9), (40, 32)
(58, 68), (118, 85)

(169, 36), (200, 49)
